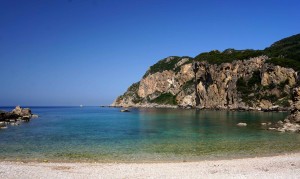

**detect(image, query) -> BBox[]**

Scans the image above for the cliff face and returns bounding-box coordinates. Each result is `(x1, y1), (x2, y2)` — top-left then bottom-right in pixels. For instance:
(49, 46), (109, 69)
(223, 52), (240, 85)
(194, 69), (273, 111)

(112, 34), (300, 109)
(112, 56), (296, 109)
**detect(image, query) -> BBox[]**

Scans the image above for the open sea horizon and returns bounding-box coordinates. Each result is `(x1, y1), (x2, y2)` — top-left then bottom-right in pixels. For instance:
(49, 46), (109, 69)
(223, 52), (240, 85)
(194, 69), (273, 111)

(0, 106), (300, 162)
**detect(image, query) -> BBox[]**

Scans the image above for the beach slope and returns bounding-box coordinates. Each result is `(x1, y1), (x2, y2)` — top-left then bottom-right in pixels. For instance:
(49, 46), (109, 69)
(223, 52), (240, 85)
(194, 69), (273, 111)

(0, 153), (299, 178)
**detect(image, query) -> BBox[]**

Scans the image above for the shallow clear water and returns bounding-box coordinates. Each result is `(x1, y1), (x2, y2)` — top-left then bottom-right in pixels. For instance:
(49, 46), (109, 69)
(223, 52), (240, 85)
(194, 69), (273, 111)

(0, 107), (299, 162)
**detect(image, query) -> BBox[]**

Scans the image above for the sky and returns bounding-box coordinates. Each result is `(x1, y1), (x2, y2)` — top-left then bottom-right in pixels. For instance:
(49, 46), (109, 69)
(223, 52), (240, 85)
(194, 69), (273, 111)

(0, 0), (300, 106)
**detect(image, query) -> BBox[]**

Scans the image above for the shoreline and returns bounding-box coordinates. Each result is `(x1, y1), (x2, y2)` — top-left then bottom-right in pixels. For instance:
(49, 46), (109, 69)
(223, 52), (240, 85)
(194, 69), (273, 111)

(108, 105), (291, 112)
(1, 153), (299, 178)
(1, 151), (300, 164)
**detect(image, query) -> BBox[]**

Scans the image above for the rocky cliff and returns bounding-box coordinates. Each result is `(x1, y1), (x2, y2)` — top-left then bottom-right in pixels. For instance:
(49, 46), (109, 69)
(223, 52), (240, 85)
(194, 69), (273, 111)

(112, 34), (300, 110)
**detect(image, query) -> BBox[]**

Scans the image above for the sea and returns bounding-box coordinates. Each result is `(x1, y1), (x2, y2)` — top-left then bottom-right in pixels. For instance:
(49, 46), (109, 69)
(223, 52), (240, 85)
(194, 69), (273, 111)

(0, 106), (300, 162)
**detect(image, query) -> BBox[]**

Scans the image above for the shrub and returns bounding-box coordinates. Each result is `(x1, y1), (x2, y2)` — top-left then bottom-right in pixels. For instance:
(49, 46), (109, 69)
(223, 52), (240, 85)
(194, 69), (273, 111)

(264, 34), (300, 70)
(278, 79), (289, 90)
(275, 96), (291, 107)
(150, 93), (177, 105)
(264, 34), (300, 62)
(261, 94), (277, 103)
(143, 56), (193, 78)
(182, 79), (194, 91)
(266, 58), (300, 71)
(194, 49), (263, 65)
(236, 70), (263, 104)
(236, 77), (248, 94)
(247, 70), (261, 88)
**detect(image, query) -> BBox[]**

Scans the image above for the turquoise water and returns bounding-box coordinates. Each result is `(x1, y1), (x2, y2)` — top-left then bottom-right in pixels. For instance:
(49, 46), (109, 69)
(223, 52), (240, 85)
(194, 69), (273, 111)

(0, 107), (300, 162)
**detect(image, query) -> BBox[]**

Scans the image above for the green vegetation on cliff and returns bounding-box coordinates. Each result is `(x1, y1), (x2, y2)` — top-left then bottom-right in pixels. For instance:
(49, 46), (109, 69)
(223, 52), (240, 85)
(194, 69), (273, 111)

(142, 33), (300, 79)
(115, 82), (141, 103)
(236, 70), (291, 107)
(264, 34), (300, 71)
(150, 93), (177, 105)
(193, 33), (300, 70)
(194, 49), (263, 65)
(143, 56), (193, 78)
(236, 70), (261, 105)
(265, 34), (300, 61)
(114, 33), (299, 108)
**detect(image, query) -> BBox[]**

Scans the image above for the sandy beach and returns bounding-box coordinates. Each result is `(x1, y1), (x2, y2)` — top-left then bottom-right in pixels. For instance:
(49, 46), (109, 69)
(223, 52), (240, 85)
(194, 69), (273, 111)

(0, 153), (299, 179)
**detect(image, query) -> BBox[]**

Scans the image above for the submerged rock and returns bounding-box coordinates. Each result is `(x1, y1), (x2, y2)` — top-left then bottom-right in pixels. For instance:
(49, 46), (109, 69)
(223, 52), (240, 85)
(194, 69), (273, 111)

(277, 120), (283, 124)
(31, 114), (39, 118)
(268, 127), (277, 131)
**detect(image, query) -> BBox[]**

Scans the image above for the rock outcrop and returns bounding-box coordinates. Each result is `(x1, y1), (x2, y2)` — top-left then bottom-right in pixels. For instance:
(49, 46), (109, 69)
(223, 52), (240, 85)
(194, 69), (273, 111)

(0, 106), (37, 129)
(271, 87), (300, 133)
(112, 34), (300, 110)
(288, 87), (300, 123)
(112, 56), (296, 110)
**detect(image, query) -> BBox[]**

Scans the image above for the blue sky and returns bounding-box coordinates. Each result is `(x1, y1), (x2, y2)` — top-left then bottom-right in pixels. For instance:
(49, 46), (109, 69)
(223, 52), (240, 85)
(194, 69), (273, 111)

(0, 0), (299, 106)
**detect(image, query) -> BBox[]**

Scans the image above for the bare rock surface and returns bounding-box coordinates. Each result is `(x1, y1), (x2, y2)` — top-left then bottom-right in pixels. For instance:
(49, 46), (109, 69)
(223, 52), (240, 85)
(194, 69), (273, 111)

(112, 56), (296, 110)
(268, 87), (300, 133)
(0, 106), (37, 129)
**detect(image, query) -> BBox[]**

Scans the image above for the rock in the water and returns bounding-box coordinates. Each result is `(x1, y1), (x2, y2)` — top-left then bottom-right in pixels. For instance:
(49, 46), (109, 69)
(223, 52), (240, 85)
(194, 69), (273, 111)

(31, 114), (39, 118)
(237, 123), (247, 127)
(12, 106), (22, 115)
(121, 109), (130, 112)
(281, 122), (300, 132)
(0, 106), (35, 129)
(0, 121), (6, 127)
(10, 121), (20, 126)
(268, 86), (300, 133)
(21, 108), (32, 116)
(22, 116), (30, 121)
(277, 128), (286, 132)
